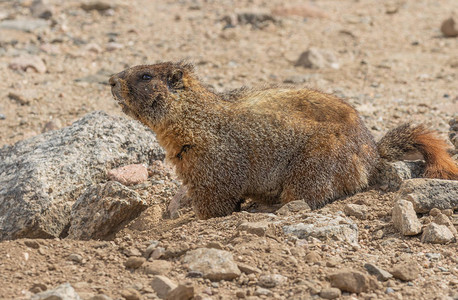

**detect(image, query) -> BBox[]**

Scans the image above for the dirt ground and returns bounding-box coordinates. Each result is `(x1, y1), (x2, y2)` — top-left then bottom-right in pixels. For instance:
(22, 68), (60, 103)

(0, 0), (457, 299)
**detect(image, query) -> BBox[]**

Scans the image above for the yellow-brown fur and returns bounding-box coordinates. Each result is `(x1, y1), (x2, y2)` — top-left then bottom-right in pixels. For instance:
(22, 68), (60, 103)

(109, 62), (458, 219)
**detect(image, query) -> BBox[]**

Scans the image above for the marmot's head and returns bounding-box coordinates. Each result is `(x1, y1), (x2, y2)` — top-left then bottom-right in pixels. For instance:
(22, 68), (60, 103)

(109, 62), (195, 127)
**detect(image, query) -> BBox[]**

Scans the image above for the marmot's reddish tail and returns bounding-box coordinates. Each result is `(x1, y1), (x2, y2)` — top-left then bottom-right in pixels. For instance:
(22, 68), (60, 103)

(377, 123), (458, 180)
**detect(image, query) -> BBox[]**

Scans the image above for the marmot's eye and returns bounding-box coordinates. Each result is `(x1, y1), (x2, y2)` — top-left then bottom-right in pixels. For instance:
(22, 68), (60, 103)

(141, 74), (152, 81)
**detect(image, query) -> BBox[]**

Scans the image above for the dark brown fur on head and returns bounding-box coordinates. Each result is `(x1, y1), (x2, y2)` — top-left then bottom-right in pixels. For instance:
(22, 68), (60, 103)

(109, 61), (196, 128)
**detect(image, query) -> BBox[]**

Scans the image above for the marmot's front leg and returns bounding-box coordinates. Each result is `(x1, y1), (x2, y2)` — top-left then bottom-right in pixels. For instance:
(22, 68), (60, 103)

(188, 187), (244, 219)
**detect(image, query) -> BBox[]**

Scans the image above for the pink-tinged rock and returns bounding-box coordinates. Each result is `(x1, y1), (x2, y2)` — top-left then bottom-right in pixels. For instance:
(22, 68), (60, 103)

(107, 164), (148, 186)
(9, 55), (47, 73)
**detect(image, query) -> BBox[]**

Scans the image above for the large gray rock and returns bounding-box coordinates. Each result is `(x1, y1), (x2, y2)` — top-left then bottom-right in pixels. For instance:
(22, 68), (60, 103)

(0, 111), (164, 240)
(399, 179), (458, 213)
(421, 223), (455, 244)
(282, 214), (358, 245)
(68, 181), (147, 240)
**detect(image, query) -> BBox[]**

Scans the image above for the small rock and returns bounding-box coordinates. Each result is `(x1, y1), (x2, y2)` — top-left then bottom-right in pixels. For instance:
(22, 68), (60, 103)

(8, 92), (31, 105)
(42, 120), (62, 133)
(429, 208), (441, 216)
(68, 253), (83, 264)
(295, 48), (339, 69)
(143, 260), (172, 275)
(329, 269), (376, 293)
(151, 247), (165, 260)
(283, 214), (358, 245)
(89, 295), (112, 300)
(144, 241), (159, 258)
(386, 287), (395, 294)
(236, 12), (277, 29)
(258, 274), (287, 288)
(377, 161), (425, 190)
(364, 263), (393, 281)
(392, 200), (422, 235)
(0, 114), (5, 120)
(319, 287), (341, 299)
(421, 223), (455, 244)
(305, 251), (321, 263)
(183, 248), (241, 281)
(124, 257), (146, 269)
(31, 283), (81, 300)
(0, 18), (49, 32)
(276, 200), (311, 215)
(254, 287), (272, 296)
(150, 275), (177, 299)
(441, 17), (458, 38)
(24, 240), (40, 249)
(120, 288), (141, 300)
(238, 221), (270, 237)
(344, 203), (368, 220)
(30, 283), (47, 294)
(9, 55), (47, 73)
(391, 261), (420, 281)
(166, 284), (194, 300)
(106, 42), (124, 51)
(442, 209), (453, 217)
(206, 241), (224, 250)
(107, 164), (148, 186)
(31, 0), (53, 19)
(81, 1), (113, 12)
(399, 179), (458, 213)
(237, 262), (261, 274)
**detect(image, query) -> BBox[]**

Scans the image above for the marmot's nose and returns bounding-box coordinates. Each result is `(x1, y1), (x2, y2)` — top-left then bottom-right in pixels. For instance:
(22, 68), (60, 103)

(109, 76), (118, 87)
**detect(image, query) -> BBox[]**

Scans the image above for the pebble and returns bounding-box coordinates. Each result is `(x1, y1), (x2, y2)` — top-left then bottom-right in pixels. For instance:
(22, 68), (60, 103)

(391, 261), (420, 281)
(89, 295), (112, 300)
(319, 287), (341, 299)
(143, 260), (172, 275)
(81, 1), (113, 12)
(276, 200), (311, 215)
(441, 17), (458, 37)
(151, 247), (165, 260)
(295, 47), (339, 69)
(31, 283), (81, 300)
(29, 283), (47, 293)
(182, 248), (241, 281)
(392, 200), (422, 235)
(9, 55), (47, 73)
(344, 203), (368, 220)
(106, 42), (124, 51)
(150, 275), (177, 299)
(237, 262), (261, 274)
(386, 287), (395, 294)
(107, 164), (148, 186)
(125, 257), (146, 269)
(24, 240), (40, 249)
(305, 251), (321, 263)
(364, 263), (393, 281)
(258, 274), (287, 288)
(238, 221), (270, 236)
(0, 113), (5, 120)
(0, 18), (49, 32)
(120, 288), (141, 300)
(31, 0), (53, 19)
(68, 253), (83, 264)
(254, 287), (272, 296)
(166, 284), (194, 300)
(429, 208), (441, 216)
(421, 223), (455, 244)
(329, 269), (376, 293)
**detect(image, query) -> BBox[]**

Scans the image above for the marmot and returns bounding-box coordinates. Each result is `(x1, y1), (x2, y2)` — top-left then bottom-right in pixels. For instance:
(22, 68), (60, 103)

(109, 61), (458, 219)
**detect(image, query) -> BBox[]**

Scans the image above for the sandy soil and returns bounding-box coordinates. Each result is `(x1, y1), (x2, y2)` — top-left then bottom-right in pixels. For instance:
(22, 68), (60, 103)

(0, 0), (457, 299)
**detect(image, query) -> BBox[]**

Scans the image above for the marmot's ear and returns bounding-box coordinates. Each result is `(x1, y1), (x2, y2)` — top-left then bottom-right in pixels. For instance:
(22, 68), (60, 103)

(167, 69), (184, 90)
